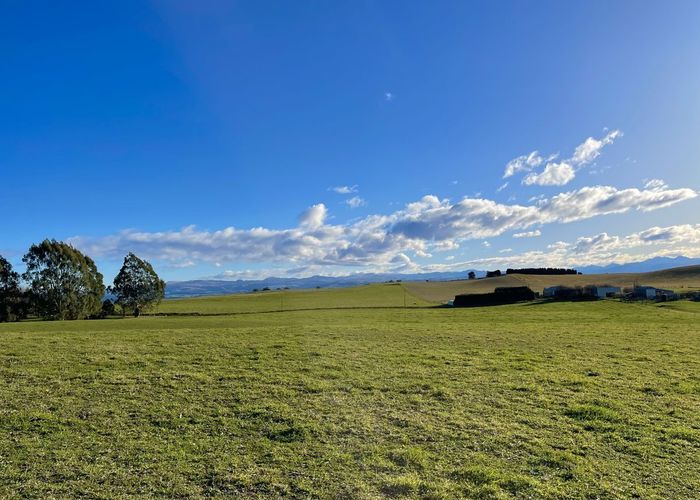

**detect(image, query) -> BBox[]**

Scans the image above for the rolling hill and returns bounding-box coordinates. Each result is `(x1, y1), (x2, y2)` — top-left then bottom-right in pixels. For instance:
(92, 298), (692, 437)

(157, 283), (432, 315)
(165, 257), (700, 298)
(403, 265), (700, 303)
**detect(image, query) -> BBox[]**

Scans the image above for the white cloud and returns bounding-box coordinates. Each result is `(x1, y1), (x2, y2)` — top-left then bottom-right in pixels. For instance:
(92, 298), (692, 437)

(547, 241), (570, 250)
(417, 223), (700, 274)
(345, 196), (366, 208)
(499, 248), (513, 253)
(571, 224), (700, 254)
(385, 92), (394, 101)
(70, 183), (696, 275)
(571, 129), (621, 165)
(503, 151), (544, 178)
(330, 185), (358, 194)
(298, 203), (328, 229)
(432, 240), (459, 252)
(496, 182), (509, 192)
(390, 252), (417, 272)
(513, 229), (542, 238)
(523, 162), (575, 186)
(482, 241), (491, 248)
(644, 179), (668, 190)
(505, 129), (622, 186)
(167, 260), (196, 269)
(388, 185), (695, 243)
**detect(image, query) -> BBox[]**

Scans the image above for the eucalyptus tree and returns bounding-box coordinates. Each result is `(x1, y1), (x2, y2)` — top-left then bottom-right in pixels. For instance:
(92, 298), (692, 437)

(0, 255), (23, 322)
(22, 240), (104, 320)
(111, 253), (165, 316)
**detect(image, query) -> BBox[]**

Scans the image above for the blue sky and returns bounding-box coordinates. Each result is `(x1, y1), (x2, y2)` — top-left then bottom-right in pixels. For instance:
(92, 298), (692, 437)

(2, 1), (699, 281)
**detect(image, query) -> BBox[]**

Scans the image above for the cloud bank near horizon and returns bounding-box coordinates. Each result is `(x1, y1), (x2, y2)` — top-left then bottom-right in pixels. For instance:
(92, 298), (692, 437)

(425, 223), (700, 275)
(170, 222), (700, 281)
(69, 181), (697, 277)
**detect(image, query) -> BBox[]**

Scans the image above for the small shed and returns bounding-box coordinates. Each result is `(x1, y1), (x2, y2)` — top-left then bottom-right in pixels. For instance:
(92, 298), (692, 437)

(544, 286), (587, 300)
(584, 285), (621, 299)
(543, 285), (566, 298)
(453, 286), (535, 307)
(632, 286), (657, 300)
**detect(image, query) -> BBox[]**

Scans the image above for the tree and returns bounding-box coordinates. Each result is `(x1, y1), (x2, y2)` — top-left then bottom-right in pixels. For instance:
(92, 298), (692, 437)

(111, 253), (165, 316)
(0, 255), (24, 322)
(100, 299), (116, 318)
(468, 271), (476, 280)
(22, 240), (105, 320)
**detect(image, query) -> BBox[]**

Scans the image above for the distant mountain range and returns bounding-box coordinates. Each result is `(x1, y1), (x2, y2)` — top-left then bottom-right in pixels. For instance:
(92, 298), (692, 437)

(165, 270), (476, 298)
(165, 256), (700, 298)
(576, 256), (700, 275)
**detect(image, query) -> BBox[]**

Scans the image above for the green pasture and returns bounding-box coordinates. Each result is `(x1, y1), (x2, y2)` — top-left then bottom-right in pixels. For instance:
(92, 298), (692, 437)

(0, 287), (698, 498)
(157, 283), (431, 315)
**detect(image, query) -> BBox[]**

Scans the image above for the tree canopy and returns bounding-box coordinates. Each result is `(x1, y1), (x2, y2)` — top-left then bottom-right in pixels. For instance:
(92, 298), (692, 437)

(505, 267), (579, 275)
(111, 253), (165, 316)
(0, 255), (24, 322)
(22, 240), (105, 320)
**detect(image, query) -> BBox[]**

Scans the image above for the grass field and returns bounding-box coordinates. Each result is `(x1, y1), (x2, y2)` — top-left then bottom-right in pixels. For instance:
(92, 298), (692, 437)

(0, 287), (699, 498)
(404, 265), (700, 303)
(157, 283), (432, 315)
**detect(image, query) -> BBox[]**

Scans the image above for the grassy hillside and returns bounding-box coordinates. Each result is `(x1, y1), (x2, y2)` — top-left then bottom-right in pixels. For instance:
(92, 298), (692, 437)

(405, 265), (700, 303)
(0, 288), (698, 498)
(157, 283), (433, 315)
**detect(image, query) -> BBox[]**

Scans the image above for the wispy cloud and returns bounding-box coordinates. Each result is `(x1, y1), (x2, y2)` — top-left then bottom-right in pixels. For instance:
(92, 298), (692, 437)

(330, 185), (358, 194)
(644, 179), (668, 190)
(506, 129), (622, 186)
(503, 151), (545, 178)
(571, 129), (621, 165)
(513, 229), (542, 238)
(345, 196), (366, 208)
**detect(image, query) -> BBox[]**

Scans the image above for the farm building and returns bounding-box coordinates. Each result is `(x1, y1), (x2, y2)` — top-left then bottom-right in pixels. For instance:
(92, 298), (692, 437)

(632, 286), (658, 300)
(545, 285), (620, 299)
(584, 285), (621, 298)
(655, 288), (678, 301)
(542, 286), (592, 300)
(543, 285), (567, 298)
(453, 286), (535, 307)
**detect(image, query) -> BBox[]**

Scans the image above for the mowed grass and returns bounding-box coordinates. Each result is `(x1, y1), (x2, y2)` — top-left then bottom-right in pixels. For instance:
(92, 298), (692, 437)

(0, 291), (699, 497)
